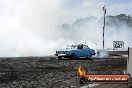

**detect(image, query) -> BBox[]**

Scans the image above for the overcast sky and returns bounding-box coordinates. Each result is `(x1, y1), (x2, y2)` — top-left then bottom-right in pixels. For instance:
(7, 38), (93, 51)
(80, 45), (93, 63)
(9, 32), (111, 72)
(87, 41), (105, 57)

(58, 0), (132, 23)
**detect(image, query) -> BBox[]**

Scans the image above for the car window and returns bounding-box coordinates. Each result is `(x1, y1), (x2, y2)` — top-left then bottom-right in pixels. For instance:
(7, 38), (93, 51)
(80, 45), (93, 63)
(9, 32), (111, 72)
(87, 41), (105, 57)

(77, 44), (83, 49)
(83, 45), (89, 48)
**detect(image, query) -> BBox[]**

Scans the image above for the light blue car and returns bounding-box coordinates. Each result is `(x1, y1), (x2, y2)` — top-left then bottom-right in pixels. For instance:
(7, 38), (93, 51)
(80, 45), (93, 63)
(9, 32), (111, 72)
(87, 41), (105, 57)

(55, 44), (95, 59)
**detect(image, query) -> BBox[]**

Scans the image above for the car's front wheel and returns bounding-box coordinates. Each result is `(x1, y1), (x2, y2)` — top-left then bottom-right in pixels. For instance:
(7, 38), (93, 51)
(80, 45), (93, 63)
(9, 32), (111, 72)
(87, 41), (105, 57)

(70, 53), (76, 59)
(58, 56), (62, 60)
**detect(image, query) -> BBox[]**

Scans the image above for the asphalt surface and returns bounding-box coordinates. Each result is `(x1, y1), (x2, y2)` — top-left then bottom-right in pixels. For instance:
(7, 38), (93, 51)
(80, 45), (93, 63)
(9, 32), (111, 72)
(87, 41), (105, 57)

(0, 56), (128, 88)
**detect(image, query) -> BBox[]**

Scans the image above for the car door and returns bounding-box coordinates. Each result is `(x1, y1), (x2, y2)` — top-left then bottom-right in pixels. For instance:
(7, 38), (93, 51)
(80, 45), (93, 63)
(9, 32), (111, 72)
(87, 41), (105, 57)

(83, 45), (91, 57)
(76, 45), (83, 57)
(78, 45), (86, 57)
(83, 46), (89, 57)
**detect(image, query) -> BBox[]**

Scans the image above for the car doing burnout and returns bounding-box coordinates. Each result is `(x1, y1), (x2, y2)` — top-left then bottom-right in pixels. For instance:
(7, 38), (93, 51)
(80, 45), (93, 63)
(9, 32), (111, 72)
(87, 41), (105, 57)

(55, 44), (95, 59)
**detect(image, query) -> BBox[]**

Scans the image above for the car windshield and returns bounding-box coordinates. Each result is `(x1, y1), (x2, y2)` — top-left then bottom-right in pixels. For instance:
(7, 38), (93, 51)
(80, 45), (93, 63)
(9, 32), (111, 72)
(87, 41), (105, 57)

(66, 45), (77, 49)
(66, 44), (89, 49)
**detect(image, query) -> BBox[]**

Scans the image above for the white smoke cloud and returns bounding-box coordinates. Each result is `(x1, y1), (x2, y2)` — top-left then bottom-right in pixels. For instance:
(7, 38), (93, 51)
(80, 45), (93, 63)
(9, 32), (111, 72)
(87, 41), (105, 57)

(0, 0), (62, 57)
(59, 0), (132, 50)
(0, 0), (131, 57)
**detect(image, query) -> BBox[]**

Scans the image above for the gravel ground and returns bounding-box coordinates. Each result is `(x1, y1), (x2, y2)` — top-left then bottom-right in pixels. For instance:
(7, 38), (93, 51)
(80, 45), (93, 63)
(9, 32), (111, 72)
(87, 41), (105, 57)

(0, 56), (127, 88)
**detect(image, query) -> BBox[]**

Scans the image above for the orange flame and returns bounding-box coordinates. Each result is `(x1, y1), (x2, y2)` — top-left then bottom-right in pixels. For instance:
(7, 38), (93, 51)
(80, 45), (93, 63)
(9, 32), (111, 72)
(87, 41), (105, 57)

(78, 66), (86, 76)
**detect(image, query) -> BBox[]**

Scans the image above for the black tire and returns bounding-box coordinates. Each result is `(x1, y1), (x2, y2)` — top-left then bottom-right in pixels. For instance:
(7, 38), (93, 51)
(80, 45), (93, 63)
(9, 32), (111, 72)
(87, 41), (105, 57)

(70, 53), (76, 59)
(58, 56), (62, 60)
(86, 53), (92, 59)
(86, 54), (89, 58)
(89, 53), (92, 57)
(90, 53), (93, 57)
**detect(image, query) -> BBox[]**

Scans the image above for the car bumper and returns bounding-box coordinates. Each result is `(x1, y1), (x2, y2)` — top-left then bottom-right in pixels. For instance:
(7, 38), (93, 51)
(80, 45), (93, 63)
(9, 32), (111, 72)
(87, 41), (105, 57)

(93, 53), (96, 55)
(55, 54), (68, 57)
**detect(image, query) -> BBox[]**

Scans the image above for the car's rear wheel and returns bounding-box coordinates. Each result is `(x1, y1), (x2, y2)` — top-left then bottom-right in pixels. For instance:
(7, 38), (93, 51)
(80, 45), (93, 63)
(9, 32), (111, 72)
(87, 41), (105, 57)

(86, 53), (92, 59)
(89, 53), (92, 57)
(70, 53), (76, 59)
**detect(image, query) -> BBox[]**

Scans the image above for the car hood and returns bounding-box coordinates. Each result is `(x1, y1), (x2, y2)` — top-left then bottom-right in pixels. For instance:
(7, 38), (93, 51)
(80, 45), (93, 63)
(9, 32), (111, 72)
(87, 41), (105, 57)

(58, 48), (77, 51)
